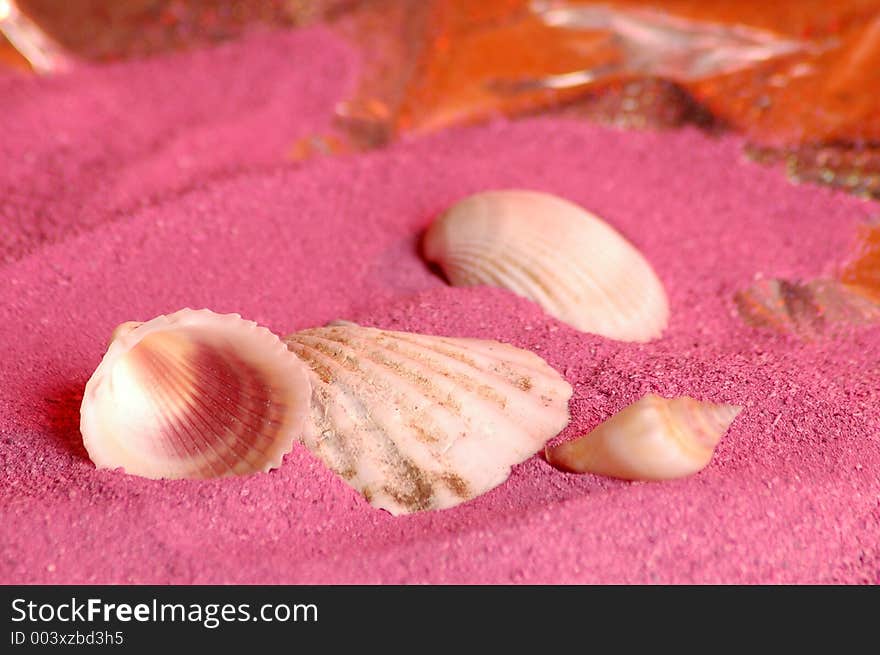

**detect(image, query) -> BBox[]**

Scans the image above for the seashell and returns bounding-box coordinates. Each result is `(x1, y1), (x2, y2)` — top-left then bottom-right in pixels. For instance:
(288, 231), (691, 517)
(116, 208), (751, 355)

(546, 394), (740, 481)
(734, 277), (880, 337)
(422, 190), (669, 342)
(80, 309), (312, 479)
(736, 223), (880, 337)
(734, 277), (827, 336)
(284, 322), (573, 514)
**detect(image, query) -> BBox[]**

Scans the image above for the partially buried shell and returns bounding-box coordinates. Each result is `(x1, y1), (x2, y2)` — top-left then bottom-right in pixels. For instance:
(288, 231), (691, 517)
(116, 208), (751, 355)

(734, 277), (880, 337)
(80, 309), (312, 479)
(546, 394), (740, 481)
(423, 190), (669, 342)
(285, 322), (573, 515)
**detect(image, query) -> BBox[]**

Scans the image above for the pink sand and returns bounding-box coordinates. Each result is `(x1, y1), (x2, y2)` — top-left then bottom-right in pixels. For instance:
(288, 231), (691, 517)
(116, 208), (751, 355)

(1, 29), (879, 584)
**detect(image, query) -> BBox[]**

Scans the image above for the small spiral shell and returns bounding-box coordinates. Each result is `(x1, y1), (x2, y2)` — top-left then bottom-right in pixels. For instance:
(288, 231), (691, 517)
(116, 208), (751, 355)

(546, 394), (741, 481)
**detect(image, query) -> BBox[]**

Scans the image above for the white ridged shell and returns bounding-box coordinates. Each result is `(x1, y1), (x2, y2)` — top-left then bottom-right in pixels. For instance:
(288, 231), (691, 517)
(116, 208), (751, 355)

(423, 190), (669, 342)
(546, 394), (741, 480)
(285, 323), (573, 514)
(80, 309), (312, 479)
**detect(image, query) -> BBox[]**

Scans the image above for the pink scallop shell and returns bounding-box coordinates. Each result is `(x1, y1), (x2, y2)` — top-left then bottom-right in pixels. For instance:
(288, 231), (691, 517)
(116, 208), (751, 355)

(80, 308), (312, 479)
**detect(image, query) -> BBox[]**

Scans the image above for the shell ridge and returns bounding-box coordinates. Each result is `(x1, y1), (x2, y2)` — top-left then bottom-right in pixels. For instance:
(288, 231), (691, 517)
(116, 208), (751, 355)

(453, 237), (578, 302)
(444, 250), (510, 289)
(145, 346), (242, 475)
(485, 253), (570, 318)
(290, 337), (453, 511)
(139, 349), (216, 471)
(497, 250), (577, 306)
(380, 330), (562, 409)
(159, 344), (274, 473)
(521, 230), (644, 319)
(522, 237), (640, 333)
(179, 343), (307, 473)
(301, 381), (366, 482)
(442, 230), (597, 312)
(283, 340), (381, 480)
(292, 335), (455, 458)
(140, 348), (229, 477)
(444, 241), (570, 316)
(368, 329), (548, 410)
(298, 331), (475, 424)
(363, 331), (510, 408)
(288, 325), (572, 512)
(169, 345), (289, 432)
(413, 332), (563, 380)
(450, 235), (634, 335)
(175, 355), (280, 470)
(130, 351), (195, 471)
(359, 330), (568, 462)
(424, 191), (669, 341)
(81, 309), (311, 480)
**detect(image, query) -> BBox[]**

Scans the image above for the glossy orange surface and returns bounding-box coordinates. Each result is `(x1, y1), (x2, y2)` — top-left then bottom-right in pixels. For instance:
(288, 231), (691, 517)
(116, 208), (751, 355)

(841, 223), (880, 301)
(381, 1), (880, 146)
(3, 1), (880, 198)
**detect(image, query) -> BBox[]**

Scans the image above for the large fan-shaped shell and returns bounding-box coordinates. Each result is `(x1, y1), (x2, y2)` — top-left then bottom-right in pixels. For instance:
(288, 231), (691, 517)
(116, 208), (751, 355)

(80, 309), (312, 479)
(423, 190), (669, 342)
(546, 394), (740, 481)
(284, 323), (573, 514)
